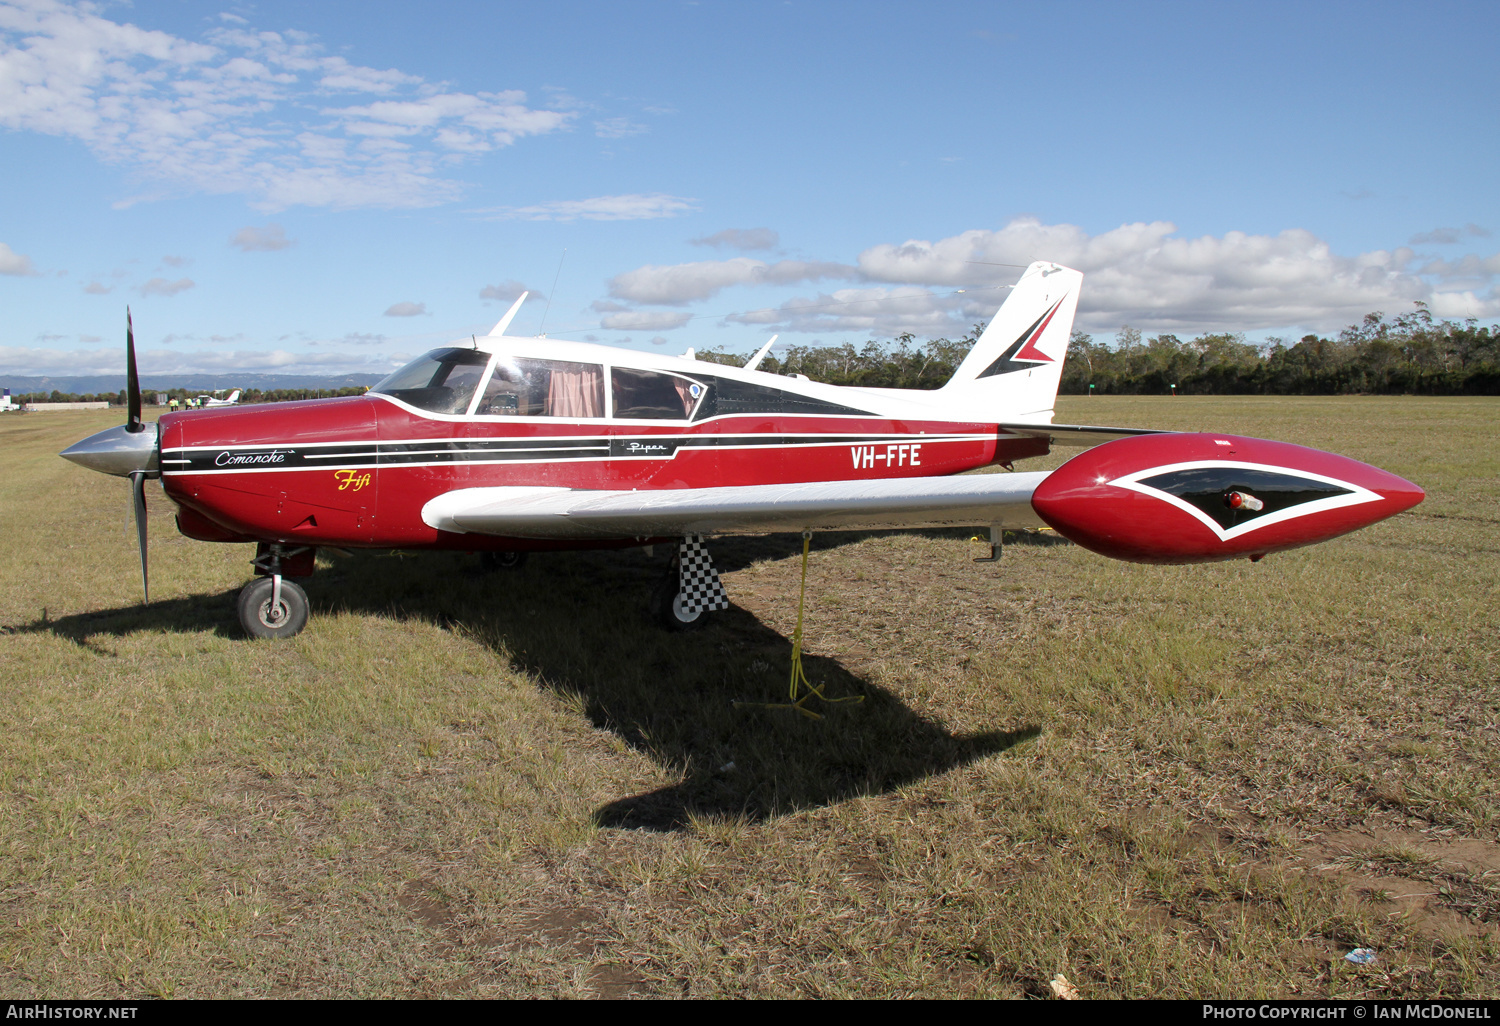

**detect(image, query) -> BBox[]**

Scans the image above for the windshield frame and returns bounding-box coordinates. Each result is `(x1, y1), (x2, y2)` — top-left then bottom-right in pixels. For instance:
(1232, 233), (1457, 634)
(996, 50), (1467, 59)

(369, 347), (494, 416)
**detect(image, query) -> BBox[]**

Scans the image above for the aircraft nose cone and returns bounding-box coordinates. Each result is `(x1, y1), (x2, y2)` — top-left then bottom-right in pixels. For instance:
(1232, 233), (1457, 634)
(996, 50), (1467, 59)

(60, 423), (159, 477)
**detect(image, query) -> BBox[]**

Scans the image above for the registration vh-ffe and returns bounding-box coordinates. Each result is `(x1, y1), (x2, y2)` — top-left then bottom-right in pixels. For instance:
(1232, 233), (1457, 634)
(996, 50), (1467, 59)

(60, 262), (1424, 639)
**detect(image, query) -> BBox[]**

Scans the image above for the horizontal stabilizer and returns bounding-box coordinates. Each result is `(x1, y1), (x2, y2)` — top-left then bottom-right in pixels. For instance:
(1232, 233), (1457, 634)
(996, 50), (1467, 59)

(998, 421), (1163, 447)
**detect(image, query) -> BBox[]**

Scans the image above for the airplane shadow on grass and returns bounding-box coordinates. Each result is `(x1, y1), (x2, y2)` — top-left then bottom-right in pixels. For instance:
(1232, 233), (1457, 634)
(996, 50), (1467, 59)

(19, 532), (1046, 831)
(22, 590), (245, 648)
(317, 534), (1046, 830)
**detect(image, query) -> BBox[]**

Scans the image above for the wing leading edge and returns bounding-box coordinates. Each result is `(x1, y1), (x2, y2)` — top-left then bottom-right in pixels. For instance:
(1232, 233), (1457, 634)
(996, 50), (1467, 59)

(422, 472), (1051, 540)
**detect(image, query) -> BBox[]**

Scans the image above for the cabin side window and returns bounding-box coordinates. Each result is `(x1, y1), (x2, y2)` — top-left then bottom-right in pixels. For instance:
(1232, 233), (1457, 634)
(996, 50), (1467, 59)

(370, 348), (491, 415)
(611, 368), (703, 420)
(475, 358), (605, 418)
(688, 374), (872, 420)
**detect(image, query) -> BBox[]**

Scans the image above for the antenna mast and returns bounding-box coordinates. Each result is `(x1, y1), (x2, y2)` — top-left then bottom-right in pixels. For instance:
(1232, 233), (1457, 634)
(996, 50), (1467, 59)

(537, 249), (566, 336)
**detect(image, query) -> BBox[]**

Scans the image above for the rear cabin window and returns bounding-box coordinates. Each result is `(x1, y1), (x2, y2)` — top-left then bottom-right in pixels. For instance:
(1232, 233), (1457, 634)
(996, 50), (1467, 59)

(476, 358), (605, 418)
(688, 374), (871, 420)
(371, 348), (490, 415)
(611, 368), (703, 420)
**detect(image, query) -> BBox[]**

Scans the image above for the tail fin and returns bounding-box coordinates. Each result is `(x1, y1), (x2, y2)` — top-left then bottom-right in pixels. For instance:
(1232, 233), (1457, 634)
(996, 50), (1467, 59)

(940, 261), (1081, 421)
(225, 389), (241, 404)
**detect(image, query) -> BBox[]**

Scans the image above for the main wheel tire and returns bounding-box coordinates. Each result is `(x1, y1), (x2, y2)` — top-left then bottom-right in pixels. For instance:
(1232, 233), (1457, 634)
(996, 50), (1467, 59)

(480, 550), (527, 572)
(649, 573), (708, 631)
(238, 577), (310, 639)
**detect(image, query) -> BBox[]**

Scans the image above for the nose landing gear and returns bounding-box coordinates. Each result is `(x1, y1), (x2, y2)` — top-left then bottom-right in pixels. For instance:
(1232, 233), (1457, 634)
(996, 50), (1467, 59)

(238, 575), (309, 639)
(238, 543), (314, 639)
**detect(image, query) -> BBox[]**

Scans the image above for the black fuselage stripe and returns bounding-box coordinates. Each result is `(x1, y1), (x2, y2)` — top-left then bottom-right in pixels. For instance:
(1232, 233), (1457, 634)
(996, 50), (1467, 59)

(162, 432), (983, 473)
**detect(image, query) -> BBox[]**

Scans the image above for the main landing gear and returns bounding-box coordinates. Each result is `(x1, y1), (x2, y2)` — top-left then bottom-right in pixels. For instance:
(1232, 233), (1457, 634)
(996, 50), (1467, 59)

(238, 543), (314, 640)
(651, 534), (730, 631)
(231, 537), (732, 638)
(480, 550), (527, 572)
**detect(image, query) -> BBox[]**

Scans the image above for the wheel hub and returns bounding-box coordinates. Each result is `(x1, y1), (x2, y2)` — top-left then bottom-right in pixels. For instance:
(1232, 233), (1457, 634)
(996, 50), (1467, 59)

(258, 599), (287, 627)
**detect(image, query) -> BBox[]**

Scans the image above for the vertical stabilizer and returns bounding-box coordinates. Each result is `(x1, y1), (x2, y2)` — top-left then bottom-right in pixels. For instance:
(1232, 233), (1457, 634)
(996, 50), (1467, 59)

(941, 261), (1081, 421)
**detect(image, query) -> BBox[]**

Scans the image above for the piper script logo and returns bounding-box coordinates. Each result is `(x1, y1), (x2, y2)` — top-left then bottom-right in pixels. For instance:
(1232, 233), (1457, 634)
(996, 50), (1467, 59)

(334, 469), (372, 492)
(851, 443), (921, 470)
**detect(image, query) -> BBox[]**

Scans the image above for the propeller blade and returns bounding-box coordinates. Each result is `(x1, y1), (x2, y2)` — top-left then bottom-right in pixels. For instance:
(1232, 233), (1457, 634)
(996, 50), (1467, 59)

(130, 470), (149, 603)
(126, 307), (143, 434)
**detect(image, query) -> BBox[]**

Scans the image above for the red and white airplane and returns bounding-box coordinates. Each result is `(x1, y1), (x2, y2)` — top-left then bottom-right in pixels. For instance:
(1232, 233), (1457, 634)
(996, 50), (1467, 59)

(60, 262), (1424, 639)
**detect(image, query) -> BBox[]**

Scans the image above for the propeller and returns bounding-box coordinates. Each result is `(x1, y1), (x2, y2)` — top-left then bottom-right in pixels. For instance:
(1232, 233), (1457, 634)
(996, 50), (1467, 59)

(126, 307), (143, 434)
(130, 469), (150, 603)
(58, 307), (159, 602)
(124, 307), (150, 601)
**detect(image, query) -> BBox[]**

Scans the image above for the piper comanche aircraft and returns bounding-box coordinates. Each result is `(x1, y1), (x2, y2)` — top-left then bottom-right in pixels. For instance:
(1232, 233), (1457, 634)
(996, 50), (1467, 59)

(60, 262), (1424, 639)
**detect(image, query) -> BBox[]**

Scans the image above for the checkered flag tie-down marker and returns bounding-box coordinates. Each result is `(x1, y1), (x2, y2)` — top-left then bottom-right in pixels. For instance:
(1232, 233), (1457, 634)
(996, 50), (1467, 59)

(677, 534), (729, 615)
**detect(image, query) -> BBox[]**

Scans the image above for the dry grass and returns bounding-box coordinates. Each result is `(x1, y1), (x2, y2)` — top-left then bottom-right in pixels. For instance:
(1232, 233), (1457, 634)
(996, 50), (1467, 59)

(0, 397), (1496, 998)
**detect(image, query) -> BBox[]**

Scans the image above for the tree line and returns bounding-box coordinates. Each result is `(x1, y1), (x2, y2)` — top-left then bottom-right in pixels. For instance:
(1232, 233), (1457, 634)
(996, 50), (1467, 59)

(15, 305), (1496, 406)
(8, 390), (125, 405)
(699, 304), (1499, 395)
(1062, 305), (1499, 395)
(698, 334), (975, 389)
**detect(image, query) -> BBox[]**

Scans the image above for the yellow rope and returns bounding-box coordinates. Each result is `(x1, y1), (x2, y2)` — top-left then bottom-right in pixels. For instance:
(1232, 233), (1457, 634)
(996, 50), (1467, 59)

(737, 531), (864, 720)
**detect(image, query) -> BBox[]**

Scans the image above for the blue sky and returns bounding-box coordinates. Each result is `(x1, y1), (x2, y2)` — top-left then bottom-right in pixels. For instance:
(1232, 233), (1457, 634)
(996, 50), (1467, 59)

(2, 0), (1496, 380)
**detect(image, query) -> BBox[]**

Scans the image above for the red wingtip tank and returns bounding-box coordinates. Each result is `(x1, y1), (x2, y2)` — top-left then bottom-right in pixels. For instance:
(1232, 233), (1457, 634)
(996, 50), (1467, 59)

(1030, 433), (1425, 564)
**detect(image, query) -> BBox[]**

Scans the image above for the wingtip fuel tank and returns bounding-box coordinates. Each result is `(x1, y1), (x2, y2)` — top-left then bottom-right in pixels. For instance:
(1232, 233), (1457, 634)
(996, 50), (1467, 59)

(1031, 433), (1424, 564)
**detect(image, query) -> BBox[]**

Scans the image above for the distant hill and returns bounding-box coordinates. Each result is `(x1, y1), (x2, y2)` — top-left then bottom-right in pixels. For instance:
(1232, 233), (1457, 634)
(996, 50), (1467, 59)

(0, 372), (383, 395)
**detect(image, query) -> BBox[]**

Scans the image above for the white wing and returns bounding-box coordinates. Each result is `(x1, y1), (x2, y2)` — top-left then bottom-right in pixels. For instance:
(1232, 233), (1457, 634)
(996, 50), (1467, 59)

(422, 472), (1050, 540)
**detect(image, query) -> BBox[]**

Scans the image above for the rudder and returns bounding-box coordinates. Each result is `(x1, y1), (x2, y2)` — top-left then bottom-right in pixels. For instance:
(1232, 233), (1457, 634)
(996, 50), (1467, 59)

(941, 261), (1082, 421)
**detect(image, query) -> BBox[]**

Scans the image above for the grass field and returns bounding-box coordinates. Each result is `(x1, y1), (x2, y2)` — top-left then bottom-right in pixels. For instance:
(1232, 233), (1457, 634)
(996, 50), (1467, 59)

(1, 396), (1495, 999)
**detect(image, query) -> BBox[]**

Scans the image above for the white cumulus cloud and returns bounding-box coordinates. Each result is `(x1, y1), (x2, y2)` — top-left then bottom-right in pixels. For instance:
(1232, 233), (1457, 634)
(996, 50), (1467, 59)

(601, 218), (1500, 338)
(383, 301), (427, 317)
(479, 280), (540, 302)
(599, 310), (693, 331)
(690, 228), (780, 252)
(318, 332), (388, 346)
(852, 217), (1500, 331)
(1409, 223), (1491, 246)
(138, 277), (194, 297)
(480, 193), (697, 222)
(593, 117), (646, 139)
(0, 241), (34, 275)
(609, 257), (856, 305)
(726, 287), (966, 336)
(0, 1), (574, 210)
(231, 224), (293, 251)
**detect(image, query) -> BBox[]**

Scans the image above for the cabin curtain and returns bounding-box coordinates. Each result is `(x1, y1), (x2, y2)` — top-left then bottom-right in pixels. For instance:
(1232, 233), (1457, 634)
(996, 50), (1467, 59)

(545, 364), (604, 418)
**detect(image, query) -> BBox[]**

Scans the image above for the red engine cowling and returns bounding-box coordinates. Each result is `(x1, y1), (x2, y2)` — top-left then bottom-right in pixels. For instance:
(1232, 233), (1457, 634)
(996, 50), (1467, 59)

(1031, 433), (1424, 564)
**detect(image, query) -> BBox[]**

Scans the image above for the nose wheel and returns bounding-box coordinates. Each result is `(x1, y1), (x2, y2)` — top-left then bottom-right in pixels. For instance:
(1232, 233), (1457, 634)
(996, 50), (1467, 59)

(237, 576), (309, 639)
